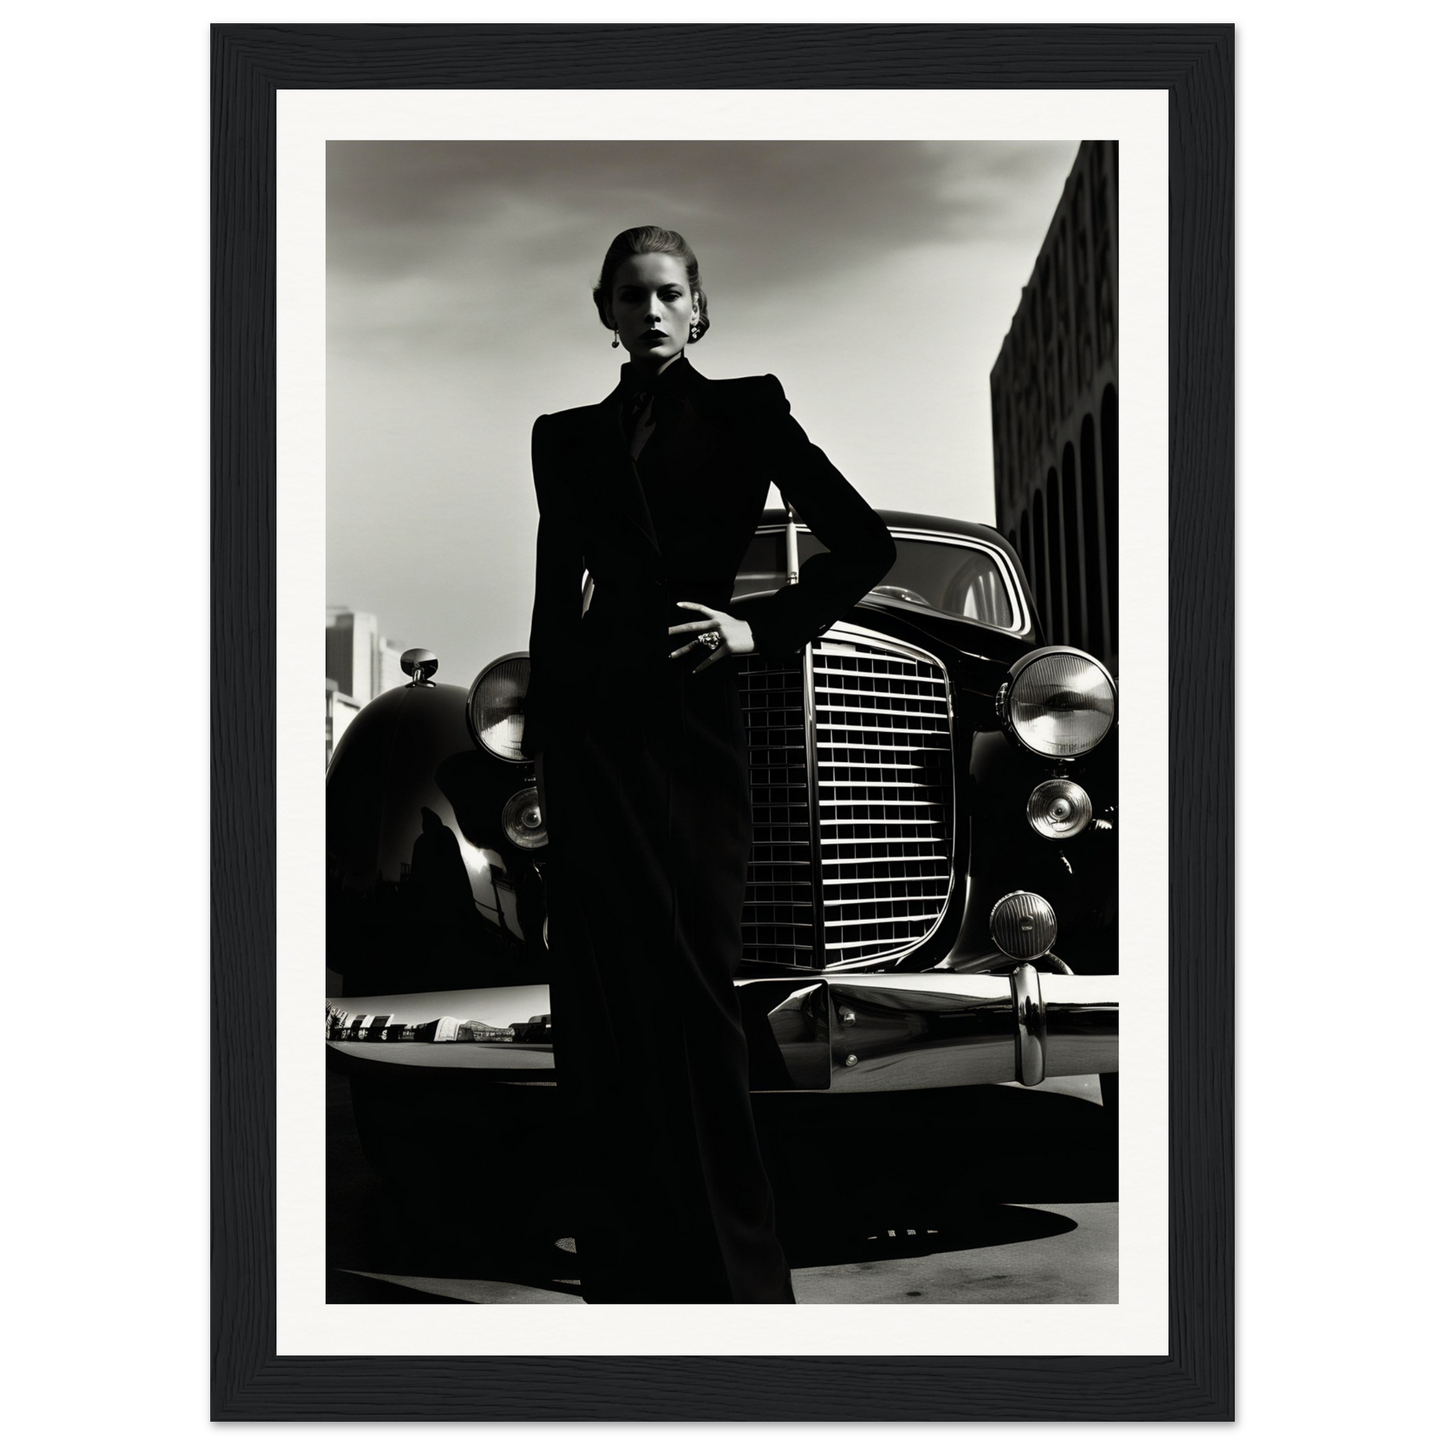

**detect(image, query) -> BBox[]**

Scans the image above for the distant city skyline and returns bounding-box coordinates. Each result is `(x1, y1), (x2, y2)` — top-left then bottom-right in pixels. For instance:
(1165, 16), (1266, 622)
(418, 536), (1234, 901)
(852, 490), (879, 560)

(325, 607), (409, 764)
(327, 139), (1080, 689)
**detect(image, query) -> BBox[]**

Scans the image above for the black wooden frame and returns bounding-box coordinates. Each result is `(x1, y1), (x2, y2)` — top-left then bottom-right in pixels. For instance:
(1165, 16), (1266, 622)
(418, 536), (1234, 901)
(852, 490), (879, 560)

(212, 23), (1232, 1421)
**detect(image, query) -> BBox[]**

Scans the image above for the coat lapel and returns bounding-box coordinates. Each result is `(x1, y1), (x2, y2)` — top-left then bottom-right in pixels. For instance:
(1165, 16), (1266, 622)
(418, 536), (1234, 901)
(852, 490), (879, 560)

(587, 390), (661, 565)
(579, 358), (723, 574)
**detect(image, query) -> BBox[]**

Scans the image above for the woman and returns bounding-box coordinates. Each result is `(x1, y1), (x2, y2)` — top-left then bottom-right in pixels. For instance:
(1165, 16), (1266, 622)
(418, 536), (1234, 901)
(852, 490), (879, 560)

(521, 225), (896, 1303)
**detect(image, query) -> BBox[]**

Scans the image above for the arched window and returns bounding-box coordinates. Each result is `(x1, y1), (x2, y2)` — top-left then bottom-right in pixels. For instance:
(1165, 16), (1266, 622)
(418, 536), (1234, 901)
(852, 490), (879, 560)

(1032, 489), (1048, 640)
(1046, 467), (1065, 645)
(1080, 413), (1106, 660)
(1062, 443), (1083, 649)
(1101, 384), (1119, 657)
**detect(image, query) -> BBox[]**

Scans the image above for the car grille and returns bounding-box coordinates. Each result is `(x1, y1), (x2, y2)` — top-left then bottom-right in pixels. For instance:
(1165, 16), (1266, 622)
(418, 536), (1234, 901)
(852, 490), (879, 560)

(739, 629), (954, 969)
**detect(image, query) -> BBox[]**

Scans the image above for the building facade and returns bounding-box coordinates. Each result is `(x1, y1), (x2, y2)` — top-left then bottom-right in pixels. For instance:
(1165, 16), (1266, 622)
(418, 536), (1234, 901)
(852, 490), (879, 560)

(325, 679), (361, 766)
(325, 607), (407, 765)
(991, 140), (1119, 679)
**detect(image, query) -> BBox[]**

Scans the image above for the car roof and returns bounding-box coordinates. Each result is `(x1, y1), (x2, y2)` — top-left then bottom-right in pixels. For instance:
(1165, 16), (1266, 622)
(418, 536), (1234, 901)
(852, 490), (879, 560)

(757, 506), (1012, 547)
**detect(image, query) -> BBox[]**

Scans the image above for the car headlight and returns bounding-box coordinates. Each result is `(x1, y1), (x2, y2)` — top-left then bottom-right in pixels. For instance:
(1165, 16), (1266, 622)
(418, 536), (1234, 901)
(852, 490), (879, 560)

(997, 646), (1116, 759)
(467, 654), (530, 761)
(502, 787), (548, 849)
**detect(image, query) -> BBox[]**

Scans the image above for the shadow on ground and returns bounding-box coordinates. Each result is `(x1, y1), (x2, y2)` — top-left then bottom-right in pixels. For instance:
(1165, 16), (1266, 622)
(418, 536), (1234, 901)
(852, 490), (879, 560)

(327, 1070), (584, 1299)
(328, 1069), (1112, 1303)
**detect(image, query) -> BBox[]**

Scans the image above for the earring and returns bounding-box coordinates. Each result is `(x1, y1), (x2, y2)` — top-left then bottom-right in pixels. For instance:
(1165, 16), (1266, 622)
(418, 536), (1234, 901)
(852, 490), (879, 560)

(611, 328), (620, 349)
(688, 320), (701, 343)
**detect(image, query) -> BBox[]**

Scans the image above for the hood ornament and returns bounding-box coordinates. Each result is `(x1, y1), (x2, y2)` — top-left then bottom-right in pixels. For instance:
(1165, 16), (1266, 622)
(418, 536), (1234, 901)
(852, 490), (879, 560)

(400, 648), (438, 688)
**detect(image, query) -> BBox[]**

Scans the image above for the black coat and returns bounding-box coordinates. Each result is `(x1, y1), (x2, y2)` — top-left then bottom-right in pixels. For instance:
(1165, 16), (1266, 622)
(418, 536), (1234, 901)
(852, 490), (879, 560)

(520, 354), (895, 1303)
(520, 354), (897, 759)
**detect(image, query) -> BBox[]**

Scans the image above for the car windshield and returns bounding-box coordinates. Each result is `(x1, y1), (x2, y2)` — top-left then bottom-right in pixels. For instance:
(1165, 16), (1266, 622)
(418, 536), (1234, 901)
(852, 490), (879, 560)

(735, 530), (1018, 631)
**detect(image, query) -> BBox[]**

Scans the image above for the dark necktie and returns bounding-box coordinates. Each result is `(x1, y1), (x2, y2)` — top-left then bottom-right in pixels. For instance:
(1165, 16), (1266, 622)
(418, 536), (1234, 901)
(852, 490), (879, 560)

(623, 390), (655, 458)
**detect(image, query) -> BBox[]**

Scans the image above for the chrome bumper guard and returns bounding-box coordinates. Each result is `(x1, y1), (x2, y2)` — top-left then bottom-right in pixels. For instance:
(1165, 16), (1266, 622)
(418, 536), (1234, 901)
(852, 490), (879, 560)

(325, 967), (1117, 1093)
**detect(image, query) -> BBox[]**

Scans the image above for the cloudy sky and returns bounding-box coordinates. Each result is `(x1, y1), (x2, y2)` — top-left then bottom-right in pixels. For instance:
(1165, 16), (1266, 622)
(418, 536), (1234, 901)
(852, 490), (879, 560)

(327, 139), (1078, 686)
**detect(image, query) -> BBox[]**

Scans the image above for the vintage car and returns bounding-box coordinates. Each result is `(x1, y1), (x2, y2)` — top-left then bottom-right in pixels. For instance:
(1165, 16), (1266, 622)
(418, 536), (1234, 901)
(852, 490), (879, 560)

(326, 507), (1120, 1247)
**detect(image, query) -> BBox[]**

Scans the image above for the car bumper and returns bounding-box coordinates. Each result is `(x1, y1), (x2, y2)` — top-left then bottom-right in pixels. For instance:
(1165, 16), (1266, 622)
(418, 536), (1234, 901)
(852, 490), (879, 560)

(325, 967), (1117, 1094)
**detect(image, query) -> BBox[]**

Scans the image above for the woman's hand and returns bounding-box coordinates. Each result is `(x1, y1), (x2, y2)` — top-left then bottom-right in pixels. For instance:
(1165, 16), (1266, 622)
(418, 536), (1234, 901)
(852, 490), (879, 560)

(668, 601), (756, 673)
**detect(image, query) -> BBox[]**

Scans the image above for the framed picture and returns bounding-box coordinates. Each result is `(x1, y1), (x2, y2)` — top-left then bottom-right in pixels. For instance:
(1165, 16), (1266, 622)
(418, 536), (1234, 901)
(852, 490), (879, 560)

(214, 22), (1232, 1420)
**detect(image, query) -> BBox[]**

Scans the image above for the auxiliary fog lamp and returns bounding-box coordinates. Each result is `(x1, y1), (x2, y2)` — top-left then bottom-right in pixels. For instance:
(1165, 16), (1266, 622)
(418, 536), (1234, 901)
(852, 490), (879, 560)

(989, 890), (1059, 963)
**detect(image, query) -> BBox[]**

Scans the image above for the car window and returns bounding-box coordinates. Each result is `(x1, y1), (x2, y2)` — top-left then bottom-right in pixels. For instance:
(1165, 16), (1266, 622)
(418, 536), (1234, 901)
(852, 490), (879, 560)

(735, 531), (1018, 631)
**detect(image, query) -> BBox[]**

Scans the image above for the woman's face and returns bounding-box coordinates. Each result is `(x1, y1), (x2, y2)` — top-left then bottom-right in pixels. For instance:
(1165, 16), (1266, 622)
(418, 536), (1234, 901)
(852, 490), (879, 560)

(605, 252), (698, 367)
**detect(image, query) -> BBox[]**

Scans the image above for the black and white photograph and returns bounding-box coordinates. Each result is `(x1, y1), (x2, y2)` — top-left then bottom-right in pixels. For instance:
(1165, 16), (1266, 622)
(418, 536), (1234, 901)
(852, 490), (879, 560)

(321, 136), (1126, 1310)
(210, 16), (1242, 1427)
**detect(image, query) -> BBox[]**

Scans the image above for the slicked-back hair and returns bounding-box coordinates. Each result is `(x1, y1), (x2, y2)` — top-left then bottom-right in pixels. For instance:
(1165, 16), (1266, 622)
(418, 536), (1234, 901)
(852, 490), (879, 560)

(593, 225), (711, 341)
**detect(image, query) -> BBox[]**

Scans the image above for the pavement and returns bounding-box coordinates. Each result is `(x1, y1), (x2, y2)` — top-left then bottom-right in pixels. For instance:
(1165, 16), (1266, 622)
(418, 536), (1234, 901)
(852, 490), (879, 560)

(327, 1070), (1117, 1305)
